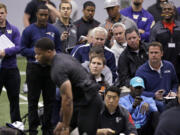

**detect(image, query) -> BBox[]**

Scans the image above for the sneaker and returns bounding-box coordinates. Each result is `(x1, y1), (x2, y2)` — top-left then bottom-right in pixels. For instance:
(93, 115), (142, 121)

(6, 121), (24, 131)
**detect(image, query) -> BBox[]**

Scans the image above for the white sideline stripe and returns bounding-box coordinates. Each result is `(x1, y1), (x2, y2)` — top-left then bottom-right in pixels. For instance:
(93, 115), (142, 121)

(38, 102), (43, 107)
(2, 87), (43, 107)
(20, 71), (26, 75)
(20, 102), (28, 105)
(20, 94), (28, 101)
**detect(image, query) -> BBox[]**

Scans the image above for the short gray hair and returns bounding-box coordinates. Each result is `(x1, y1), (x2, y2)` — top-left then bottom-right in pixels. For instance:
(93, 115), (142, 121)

(112, 22), (126, 31)
(91, 27), (108, 38)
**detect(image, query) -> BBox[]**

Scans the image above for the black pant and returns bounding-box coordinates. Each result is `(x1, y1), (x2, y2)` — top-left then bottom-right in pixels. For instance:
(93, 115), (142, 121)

(26, 63), (56, 135)
(51, 88), (61, 127)
(70, 94), (103, 135)
(0, 68), (21, 123)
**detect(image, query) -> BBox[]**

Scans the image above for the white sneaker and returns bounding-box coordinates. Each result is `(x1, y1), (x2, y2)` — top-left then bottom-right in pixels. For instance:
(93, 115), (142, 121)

(6, 121), (24, 131)
(23, 83), (28, 93)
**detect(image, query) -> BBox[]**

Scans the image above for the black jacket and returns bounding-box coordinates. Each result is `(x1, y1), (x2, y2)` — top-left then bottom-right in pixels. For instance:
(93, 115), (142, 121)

(74, 18), (100, 41)
(98, 105), (137, 135)
(147, 0), (180, 22)
(154, 106), (180, 135)
(150, 20), (180, 74)
(117, 42), (148, 87)
(165, 97), (180, 110)
(147, 0), (163, 23)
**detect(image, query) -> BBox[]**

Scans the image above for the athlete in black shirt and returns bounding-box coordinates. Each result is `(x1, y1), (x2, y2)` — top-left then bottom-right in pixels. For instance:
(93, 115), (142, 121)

(34, 37), (103, 135)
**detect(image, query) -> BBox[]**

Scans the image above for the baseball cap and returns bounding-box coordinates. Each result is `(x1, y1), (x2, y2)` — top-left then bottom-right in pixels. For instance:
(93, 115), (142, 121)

(130, 77), (145, 88)
(104, 0), (119, 9)
(6, 121), (24, 131)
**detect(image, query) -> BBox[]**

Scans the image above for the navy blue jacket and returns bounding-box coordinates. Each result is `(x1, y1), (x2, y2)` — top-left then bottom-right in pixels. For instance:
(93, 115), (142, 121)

(136, 60), (178, 97)
(20, 23), (61, 62)
(0, 21), (20, 68)
(71, 44), (117, 81)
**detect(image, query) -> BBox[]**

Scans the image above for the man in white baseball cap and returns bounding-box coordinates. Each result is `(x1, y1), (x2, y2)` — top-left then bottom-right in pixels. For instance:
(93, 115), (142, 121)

(104, 0), (119, 9)
(102, 0), (137, 47)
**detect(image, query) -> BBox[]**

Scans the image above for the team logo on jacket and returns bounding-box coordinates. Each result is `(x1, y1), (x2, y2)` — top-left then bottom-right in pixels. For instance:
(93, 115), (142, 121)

(46, 32), (55, 38)
(116, 117), (122, 123)
(7, 29), (12, 34)
(164, 70), (171, 73)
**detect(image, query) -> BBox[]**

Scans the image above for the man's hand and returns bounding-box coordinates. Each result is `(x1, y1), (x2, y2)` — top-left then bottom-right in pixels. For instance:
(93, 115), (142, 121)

(54, 122), (70, 135)
(46, 3), (54, 11)
(133, 96), (142, 108)
(138, 29), (145, 34)
(61, 31), (69, 41)
(97, 128), (115, 135)
(140, 102), (149, 114)
(0, 50), (5, 58)
(155, 89), (165, 100)
(107, 28), (113, 40)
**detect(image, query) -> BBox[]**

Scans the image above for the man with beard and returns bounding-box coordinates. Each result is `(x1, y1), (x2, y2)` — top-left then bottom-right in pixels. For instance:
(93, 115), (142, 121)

(74, 1), (100, 42)
(150, 2), (180, 83)
(102, 0), (137, 48)
(148, 0), (180, 23)
(120, 0), (155, 42)
(34, 37), (103, 135)
(102, 0), (137, 31)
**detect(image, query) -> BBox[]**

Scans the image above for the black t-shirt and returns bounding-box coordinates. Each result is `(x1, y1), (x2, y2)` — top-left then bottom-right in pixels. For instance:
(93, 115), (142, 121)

(74, 18), (100, 41)
(24, 0), (55, 24)
(51, 54), (99, 106)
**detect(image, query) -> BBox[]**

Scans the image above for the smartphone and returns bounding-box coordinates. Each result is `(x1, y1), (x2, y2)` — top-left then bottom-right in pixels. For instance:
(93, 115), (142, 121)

(136, 96), (143, 101)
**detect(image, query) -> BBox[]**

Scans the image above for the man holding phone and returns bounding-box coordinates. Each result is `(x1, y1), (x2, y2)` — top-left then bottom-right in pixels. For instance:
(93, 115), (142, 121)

(136, 41), (178, 112)
(47, 1), (77, 53)
(119, 77), (159, 135)
(53, 1), (77, 53)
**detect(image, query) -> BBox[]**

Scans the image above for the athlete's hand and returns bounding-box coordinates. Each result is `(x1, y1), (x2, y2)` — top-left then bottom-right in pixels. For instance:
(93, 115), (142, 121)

(54, 122), (70, 135)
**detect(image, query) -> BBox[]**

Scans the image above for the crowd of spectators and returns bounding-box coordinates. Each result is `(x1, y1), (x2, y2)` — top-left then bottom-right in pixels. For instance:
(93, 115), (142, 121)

(1, 0), (180, 135)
